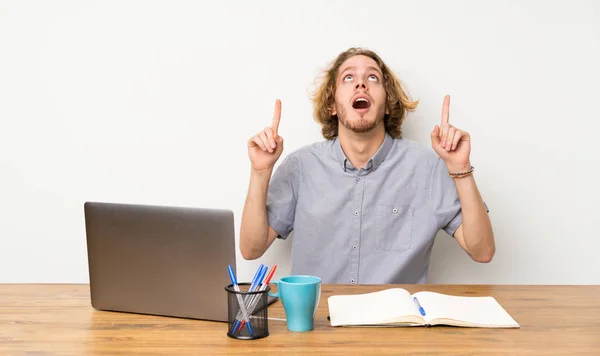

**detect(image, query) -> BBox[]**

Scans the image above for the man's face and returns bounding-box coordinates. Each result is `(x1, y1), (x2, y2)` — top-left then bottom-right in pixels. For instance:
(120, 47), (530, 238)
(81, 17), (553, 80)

(332, 55), (388, 134)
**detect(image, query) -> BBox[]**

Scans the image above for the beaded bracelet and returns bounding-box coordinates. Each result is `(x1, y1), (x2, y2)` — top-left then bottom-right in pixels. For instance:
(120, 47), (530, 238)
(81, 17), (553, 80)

(448, 165), (474, 178)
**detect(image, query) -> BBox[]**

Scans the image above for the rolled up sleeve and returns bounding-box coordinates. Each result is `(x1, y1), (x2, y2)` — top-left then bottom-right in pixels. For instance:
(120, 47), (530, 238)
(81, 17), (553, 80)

(430, 158), (463, 236)
(266, 154), (299, 239)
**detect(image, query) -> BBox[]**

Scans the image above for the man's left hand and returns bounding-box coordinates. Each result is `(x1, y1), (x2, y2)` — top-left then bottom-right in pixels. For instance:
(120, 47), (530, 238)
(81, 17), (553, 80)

(430, 95), (472, 173)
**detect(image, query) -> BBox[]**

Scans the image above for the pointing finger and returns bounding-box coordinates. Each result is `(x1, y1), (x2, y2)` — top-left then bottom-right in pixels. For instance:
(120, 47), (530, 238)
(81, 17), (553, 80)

(440, 95), (450, 140)
(441, 94), (450, 126)
(271, 99), (282, 137)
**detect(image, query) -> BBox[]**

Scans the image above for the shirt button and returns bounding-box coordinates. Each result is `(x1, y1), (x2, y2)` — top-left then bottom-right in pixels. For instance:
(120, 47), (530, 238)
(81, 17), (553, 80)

(393, 208), (398, 214)
(354, 211), (359, 216)
(358, 177), (362, 181)
(352, 245), (357, 249)
(350, 279), (355, 284)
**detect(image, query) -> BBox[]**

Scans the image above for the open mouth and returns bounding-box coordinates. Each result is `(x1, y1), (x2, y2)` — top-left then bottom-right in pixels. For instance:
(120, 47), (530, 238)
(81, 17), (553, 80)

(352, 97), (371, 110)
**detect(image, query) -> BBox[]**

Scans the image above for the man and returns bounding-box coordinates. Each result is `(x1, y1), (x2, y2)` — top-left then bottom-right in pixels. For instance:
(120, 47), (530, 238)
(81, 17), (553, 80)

(240, 47), (494, 284)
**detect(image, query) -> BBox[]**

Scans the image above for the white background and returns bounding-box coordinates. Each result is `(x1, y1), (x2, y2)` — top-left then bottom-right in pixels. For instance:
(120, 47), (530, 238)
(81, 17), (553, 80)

(1, 0), (598, 284)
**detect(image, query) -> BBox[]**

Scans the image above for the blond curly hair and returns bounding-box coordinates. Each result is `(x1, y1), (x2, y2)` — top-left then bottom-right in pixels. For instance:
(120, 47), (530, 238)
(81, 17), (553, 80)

(311, 47), (418, 139)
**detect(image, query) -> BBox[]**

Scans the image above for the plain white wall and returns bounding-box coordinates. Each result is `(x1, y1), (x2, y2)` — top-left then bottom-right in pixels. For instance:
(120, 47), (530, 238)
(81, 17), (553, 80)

(1, 0), (598, 284)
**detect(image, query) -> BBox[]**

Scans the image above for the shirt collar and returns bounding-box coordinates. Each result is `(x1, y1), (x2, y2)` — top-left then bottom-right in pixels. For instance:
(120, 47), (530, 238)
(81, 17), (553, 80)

(332, 132), (395, 172)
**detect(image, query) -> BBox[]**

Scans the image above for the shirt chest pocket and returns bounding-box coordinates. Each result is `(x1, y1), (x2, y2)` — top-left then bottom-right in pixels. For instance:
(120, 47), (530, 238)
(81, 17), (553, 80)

(375, 204), (414, 251)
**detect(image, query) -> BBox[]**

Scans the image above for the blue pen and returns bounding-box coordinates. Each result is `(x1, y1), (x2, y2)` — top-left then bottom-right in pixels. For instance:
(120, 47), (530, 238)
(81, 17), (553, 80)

(238, 265), (267, 318)
(256, 265), (269, 289)
(245, 264), (277, 316)
(250, 264), (264, 288)
(249, 265), (267, 292)
(231, 264), (264, 334)
(228, 265), (254, 336)
(239, 265), (267, 315)
(234, 265), (269, 333)
(413, 297), (426, 316)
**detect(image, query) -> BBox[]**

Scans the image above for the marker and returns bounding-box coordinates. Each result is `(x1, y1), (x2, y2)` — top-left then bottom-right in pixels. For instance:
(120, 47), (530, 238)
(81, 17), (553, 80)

(228, 265), (254, 336)
(413, 296), (426, 316)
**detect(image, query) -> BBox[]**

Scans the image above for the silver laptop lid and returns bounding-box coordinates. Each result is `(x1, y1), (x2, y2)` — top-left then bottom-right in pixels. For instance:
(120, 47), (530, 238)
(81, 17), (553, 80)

(84, 201), (236, 322)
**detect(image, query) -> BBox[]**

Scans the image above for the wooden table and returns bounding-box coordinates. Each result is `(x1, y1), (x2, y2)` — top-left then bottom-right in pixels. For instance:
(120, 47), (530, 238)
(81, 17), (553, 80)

(1, 284), (599, 355)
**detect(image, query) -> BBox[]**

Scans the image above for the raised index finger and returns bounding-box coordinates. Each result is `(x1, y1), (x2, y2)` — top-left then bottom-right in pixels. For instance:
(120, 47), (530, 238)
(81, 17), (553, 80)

(441, 94), (450, 126)
(271, 99), (282, 136)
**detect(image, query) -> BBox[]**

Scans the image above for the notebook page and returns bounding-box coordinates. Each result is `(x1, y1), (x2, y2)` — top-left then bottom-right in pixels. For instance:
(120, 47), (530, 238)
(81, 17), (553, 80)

(412, 291), (519, 327)
(328, 288), (422, 326)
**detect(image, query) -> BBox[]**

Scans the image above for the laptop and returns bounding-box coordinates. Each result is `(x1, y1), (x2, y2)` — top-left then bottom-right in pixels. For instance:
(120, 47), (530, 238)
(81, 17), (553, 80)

(83, 201), (275, 322)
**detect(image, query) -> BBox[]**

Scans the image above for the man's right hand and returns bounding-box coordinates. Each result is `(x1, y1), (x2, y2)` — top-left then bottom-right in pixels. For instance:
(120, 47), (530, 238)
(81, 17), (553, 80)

(248, 99), (284, 172)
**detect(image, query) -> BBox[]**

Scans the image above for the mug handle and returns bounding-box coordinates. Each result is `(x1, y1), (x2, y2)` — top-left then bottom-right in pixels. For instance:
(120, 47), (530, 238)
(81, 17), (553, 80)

(268, 280), (280, 298)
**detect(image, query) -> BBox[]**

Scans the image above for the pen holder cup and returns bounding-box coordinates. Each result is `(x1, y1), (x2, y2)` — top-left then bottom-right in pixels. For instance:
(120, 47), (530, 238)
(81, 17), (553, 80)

(225, 283), (271, 340)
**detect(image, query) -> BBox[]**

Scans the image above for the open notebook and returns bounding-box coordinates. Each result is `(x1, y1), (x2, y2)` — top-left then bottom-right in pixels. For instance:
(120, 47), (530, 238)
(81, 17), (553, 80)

(327, 288), (519, 328)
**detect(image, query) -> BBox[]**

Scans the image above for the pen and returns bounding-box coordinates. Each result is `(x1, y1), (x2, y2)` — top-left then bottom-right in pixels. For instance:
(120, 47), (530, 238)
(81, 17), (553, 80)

(236, 264), (277, 333)
(236, 265), (268, 333)
(228, 265), (254, 336)
(413, 296), (426, 316)
(232, 264), (264, 335)
(248, 264), (267, 293)
(248, 264), (277, 314)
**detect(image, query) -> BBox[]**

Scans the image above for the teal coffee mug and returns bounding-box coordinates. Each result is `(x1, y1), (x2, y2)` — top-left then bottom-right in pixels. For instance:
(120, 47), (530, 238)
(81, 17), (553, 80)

(268, 275), (321, 332)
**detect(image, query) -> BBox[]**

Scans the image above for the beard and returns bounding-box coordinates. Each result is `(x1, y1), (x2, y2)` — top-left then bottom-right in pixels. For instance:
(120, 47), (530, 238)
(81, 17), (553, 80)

(336, 102), (386, 133)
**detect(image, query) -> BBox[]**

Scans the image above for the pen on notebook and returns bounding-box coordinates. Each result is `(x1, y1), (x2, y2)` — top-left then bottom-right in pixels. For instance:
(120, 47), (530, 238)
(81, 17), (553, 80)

(236, 265), (268, 333)
(234, 264), (265, 334)
(228, 265), (254, 336)
(413, 296), (426, 316)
